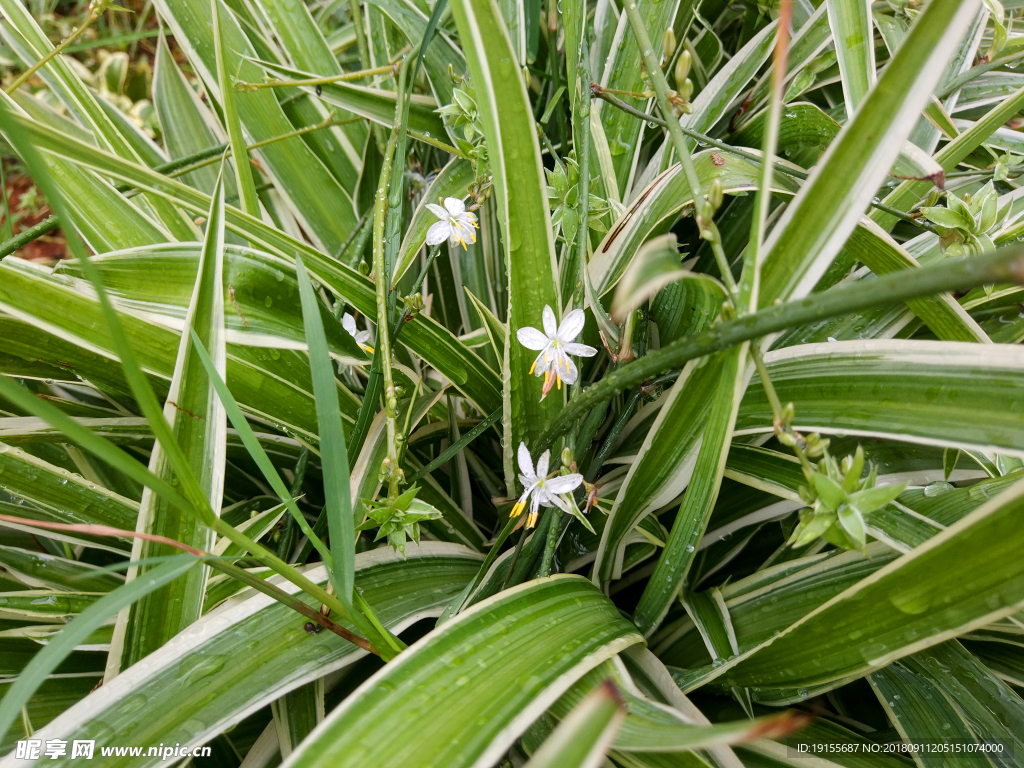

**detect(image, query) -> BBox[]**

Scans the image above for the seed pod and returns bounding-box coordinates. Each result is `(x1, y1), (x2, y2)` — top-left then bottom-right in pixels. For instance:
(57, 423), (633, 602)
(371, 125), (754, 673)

(674, 49), (692, 85)
(662, 28), (677, 61)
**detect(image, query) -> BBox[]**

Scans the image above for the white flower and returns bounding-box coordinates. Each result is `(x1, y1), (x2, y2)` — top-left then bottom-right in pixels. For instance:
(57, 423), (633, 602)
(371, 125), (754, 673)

(342, 313), (373, 353)
(511, 443), (584, 528)
(425, 197), (478, 250)
(516, 305), (597, 399)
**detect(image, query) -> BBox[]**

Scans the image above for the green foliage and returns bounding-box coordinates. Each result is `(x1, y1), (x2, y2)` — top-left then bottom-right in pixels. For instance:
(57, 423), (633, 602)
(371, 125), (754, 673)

(356, 486), (443, 555)
(0, 0), (1024, 764)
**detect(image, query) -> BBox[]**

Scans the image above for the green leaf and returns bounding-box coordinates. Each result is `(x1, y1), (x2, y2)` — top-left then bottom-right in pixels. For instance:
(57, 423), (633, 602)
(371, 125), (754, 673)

(285, 576), (642, 767)
(112, 169), (229, 672)
(632, 346), (746, 635)
(525, 680), (625, 768)
(151, 0), (360, 252)
(611, 234), (723, 323)
(213, 0), (260, 218)
(154, 34), (233, 196)
(253, 59), (447, 139)
(826, 0), (875, 113)
(0, 441), (137, 545)
(591, 151), (800, 297)
(0, 545), (481, 762)
(846, 483), (907, 515)
(844, 221), (989, 344)
(811, 473), (846, 510)
(0, 556), (200, 745)
(593, 355), (724, 585)
(597, 0), (689, 197)
(738, 341), (1024, 458)
(715, 476), (1024, 697)
(0, 545), (123, 592)
(187, 330), (335, 565)
(295, 256), (353, 606)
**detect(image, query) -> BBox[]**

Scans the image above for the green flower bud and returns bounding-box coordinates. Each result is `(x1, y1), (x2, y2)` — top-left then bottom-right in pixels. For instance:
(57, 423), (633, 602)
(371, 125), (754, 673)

(560, 446), (574, 470)
(674, 49), (692, 85)
(679, 78), (694, 102)
(708, 178), (723, 212)
(780, 402), (796, 426)
(662, 28), (677, 61)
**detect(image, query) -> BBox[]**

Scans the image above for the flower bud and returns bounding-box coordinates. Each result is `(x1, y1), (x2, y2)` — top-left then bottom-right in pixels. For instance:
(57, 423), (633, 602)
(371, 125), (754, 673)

(679, 78), (694, 103)
(776, 429), (798, 447)
(674, 49), (692, 85)
(662, 28), (677, 61)
(560, 446), (574, 470)
(780, 402), (796, 426)
(708, 178), (723, 211)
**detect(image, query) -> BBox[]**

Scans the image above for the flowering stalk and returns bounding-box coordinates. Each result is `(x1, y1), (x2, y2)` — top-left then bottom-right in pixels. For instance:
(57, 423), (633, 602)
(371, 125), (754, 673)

(620, 0), (734, 297)
(373, 127), (403, 500)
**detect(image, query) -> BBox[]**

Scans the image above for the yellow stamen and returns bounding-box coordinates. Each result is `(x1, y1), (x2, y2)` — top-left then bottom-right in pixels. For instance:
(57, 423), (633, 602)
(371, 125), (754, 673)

(557, 374), (562, 390)
(361, 344), (374, 354)
(511, 500), (526, 518)
(527, 510), (538, 528)
(529, 359), (537, 374)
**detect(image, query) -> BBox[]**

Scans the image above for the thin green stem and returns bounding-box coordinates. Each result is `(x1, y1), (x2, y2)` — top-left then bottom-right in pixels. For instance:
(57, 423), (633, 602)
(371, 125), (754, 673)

(749, 343), (813, 476)
(407, 129), (469, 159)
(0, 216), (60, 258)
(236, 64), (397, 91)
(371, 62), (408, 500)
(537, 512), (565, 578)
(208, 559), (375, 652)
(586, 389), (642, 481)
(620, 0), (705, 213)
(5, 4), (101, 95)
(407, 407), (501, 482)
(742, 0), (790, 313)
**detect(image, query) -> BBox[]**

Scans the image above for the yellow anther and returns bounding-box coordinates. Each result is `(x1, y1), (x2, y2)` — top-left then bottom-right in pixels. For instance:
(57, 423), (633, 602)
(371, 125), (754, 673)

(529, 359), (537, 374)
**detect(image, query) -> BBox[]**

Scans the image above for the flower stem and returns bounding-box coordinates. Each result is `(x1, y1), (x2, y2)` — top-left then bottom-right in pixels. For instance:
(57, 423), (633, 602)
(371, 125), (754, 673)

(235, 64), (397, 90)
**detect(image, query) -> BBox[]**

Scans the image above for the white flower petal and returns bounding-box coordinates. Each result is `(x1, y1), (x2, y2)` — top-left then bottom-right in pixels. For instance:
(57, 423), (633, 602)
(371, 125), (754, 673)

(530, 493), (542, 518)
(444, 197), (466, 216)
(425, 220), (451, 246)
(556, 309), (586, 342)
(542, 305), (558, 337)
(342, 313), (357, 336)
(536, 449), (550, 479)
(517, 442), (535, 479)
(546, 474), (582, 494)
(563, 342), (598, 358)
(547, 493), (572, 513)
(532, 350), (552, 376)
(560, 355), (579, 385)
(517, 326), (550, 350)
(355, 330), (371, 344)
(425, 203), (449, 220)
